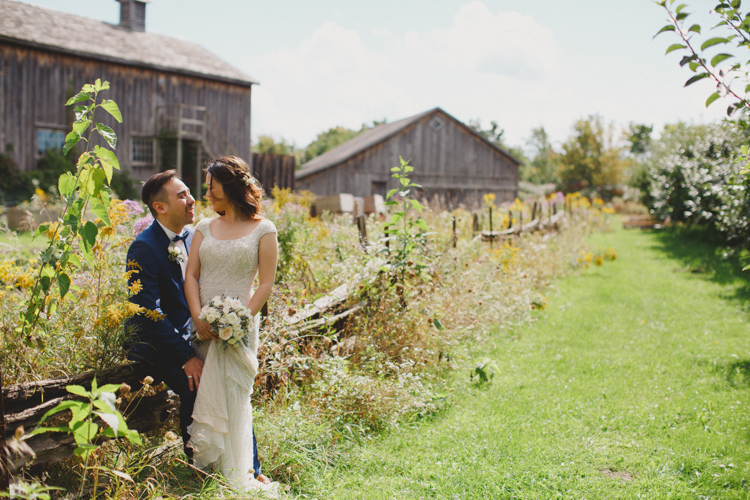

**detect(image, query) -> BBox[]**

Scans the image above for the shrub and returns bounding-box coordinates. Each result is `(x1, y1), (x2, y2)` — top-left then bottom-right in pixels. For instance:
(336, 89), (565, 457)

(646, 122), (750, 246)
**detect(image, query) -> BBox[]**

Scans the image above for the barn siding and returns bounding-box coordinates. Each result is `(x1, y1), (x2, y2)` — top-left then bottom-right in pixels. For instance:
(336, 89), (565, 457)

(0, 43), (252, 183)
(297, 110), (519, 208)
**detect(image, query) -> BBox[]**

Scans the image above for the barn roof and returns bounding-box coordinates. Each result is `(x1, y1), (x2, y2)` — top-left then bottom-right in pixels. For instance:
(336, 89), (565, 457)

(0, 0), (257, 87)
(296, 107), (521, 180)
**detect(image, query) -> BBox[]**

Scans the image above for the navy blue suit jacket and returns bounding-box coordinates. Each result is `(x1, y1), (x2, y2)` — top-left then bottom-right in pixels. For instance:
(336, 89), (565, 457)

(126, 220), (195, 365)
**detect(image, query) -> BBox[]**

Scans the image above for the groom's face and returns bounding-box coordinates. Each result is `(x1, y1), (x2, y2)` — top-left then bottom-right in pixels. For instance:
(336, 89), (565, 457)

(159, 178), (195, 229)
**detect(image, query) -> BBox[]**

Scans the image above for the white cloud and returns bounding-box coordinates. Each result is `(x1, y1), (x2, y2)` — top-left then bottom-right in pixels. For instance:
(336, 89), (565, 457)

(250, 0), (724, 153)
(251, 1), (562, 149)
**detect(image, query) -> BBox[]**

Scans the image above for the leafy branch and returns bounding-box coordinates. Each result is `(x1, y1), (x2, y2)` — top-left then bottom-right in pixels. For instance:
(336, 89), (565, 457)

(21, 80), (122, 344)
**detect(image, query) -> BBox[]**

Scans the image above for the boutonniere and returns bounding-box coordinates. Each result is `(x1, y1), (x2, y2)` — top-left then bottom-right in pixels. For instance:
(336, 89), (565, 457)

(168, 242), (184, 263)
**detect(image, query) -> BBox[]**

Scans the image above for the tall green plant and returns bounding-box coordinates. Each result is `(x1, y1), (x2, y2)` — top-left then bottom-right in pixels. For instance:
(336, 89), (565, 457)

(382, 158), (432, 281)
(22, 80), (122, 344)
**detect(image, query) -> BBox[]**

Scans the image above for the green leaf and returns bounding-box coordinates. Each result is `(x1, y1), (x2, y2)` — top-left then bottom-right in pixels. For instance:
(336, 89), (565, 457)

(679, 54), (697, 66)
(433, 318), (443, 331)
(33, 224), (50, 240)
(666, 43), (686, 55)
(706, 92), (721, 107)
(654, 25), (676, 38)
(91, 168), (106, 196)
(72, 119), (90, 136)
(94, 79), (110, 92)
(684, 73), (710, 86)
(390, 166), (401, 172)
(95, 123), (117, 149)
(701, 37), (729, 50)
(688, 24), (701, 33)
(94, 145), (120, 182)
(79, 221), (98, 262)
(62, 131), (82, 156)
(416, 218), (430, 231)
(675, 11), (689, 21)
(90, 197), (111, 226)
(40, 276), (51, 295)
(65, 91), (91, 106)
(67, 254), (81, 269)
(675, 3), (687, 13)
(72, 421), (98, 445)
(98, 383), (122, 394)
(386, 188), (398, 200)
(66, 385), (90, 398)
(91, 377), (98, 395)
(58, 172), (77, 196)
(34, 400), (86, 426)
(94, 412), (121, 437)
(688, 61), (700, 71)
(711, 53), (733, 66)
(57, 272), (70, 298)
(99, 99), (122, 123)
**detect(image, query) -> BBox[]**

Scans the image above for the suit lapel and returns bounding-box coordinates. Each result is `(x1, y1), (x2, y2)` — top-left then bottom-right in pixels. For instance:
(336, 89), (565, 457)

(150, 221), (184, 285)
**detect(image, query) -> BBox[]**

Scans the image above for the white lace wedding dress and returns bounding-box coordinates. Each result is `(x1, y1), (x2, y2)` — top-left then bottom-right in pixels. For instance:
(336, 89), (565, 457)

(187, 217), (279, 498)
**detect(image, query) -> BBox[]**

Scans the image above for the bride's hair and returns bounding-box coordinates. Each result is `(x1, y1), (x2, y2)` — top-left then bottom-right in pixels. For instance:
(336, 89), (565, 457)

(205, 156), (264, 219)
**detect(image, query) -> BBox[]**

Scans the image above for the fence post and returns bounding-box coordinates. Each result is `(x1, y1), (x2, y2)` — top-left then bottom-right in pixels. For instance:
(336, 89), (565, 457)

(507, 210), (513, 230)
(452, 217), (457, 249)
(489, 207), (493, 248)
(261, 302), (269, 319)
(357, 214), (368, 248)
(531, 201), (537, 221)
(1, 367), (8, 492)
(519, 211), (523, 235)
(472, 213), (479, 236)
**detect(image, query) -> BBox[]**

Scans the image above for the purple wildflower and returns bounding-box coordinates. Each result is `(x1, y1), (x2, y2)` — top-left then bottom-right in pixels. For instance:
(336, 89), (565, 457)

(121, 199), (144, 215)
(133, 214), (154, 236)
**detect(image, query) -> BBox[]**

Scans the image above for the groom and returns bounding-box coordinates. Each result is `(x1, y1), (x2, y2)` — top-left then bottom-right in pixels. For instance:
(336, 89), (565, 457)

(126, 170), (267, 480)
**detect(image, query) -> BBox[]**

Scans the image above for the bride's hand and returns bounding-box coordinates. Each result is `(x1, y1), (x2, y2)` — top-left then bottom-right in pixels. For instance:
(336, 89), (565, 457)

(195, 318), (219, 341)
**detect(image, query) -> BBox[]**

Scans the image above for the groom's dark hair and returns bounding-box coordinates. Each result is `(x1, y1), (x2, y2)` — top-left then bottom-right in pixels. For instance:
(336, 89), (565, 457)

(142, 169), (178, 217)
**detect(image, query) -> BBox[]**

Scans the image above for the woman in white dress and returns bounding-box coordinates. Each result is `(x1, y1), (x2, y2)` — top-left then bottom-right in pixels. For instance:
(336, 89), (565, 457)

(183, 156), (279, 497)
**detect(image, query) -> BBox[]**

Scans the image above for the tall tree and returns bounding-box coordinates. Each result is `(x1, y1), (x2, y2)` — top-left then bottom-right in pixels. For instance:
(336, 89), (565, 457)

(524, 126), (560, 185)
(559, 115), (628, 192)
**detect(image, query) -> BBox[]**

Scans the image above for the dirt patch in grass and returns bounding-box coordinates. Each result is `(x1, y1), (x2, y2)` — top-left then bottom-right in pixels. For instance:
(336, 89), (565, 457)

(600, 468), (634, 482)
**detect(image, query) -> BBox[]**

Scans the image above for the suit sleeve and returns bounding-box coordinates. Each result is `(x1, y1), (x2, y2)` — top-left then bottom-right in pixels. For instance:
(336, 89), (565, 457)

(126, 240), (194, 365)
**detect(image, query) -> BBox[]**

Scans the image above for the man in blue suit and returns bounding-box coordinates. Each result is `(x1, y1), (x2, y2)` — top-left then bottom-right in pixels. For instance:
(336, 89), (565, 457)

(125, 171), (268, 481)
(125, 170), (202, 456)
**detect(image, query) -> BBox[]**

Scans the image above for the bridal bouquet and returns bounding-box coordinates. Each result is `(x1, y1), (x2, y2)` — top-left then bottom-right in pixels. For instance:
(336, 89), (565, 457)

(198, 294), (253, 347)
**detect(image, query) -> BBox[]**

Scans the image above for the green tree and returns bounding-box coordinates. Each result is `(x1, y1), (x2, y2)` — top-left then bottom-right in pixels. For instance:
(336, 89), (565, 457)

(299, 120), (386, 166)
(252, 135), (297, 157)
(523, 126), (561, 184)
(558, 116), (628, 193)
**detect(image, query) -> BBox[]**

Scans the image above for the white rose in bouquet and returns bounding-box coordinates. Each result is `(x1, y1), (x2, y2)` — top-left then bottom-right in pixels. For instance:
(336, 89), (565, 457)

(230, 298), (243, 309)
(218, 326), (233, 340)
(226, 312), (240, 325)
(205, 311), (219, 324)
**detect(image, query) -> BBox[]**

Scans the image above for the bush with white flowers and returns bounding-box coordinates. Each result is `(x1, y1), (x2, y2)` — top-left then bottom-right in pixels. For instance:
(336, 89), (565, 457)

(647, 123), (750, 246)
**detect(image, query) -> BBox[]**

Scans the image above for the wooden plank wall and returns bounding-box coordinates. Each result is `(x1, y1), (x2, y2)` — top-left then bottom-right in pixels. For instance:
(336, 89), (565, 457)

(296, 110), (519, 208)
(0, 43), (252, 182)
(252, 152), (296, 195)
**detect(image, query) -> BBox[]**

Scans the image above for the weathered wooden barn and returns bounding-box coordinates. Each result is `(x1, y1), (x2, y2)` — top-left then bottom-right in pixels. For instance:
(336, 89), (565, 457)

(295, 108), (520, 208)
(0, 0), (257, 198)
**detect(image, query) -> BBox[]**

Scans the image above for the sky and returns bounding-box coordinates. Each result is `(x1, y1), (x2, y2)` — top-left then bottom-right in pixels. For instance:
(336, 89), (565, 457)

(16, 0), (731, 154)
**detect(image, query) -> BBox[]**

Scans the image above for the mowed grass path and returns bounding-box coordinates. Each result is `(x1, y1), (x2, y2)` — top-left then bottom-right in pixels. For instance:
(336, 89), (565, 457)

(298, 225), (750, 499)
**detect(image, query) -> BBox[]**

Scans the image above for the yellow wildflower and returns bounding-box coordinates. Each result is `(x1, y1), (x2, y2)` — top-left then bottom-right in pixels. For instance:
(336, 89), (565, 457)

(129, 279), (143, 296)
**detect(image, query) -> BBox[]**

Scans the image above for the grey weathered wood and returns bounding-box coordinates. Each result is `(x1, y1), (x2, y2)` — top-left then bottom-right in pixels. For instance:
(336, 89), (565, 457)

(10, 390), (179, 471)
(0, 39), (253, 184)
(285, 283), (350, 326)
(296, 109), (519, 209)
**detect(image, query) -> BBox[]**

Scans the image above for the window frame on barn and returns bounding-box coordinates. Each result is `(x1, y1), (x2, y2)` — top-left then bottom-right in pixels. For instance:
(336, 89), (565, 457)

(35, 125), (67, 157)
(131, 136), (156, 167)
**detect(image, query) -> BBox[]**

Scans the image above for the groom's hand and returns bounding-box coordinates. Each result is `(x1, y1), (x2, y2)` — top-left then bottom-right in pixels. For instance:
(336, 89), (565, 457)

(184, 357), (204, 391)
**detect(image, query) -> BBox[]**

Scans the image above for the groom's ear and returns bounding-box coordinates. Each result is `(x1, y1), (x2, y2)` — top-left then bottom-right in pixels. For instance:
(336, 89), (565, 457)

(152, 200), (168, 216)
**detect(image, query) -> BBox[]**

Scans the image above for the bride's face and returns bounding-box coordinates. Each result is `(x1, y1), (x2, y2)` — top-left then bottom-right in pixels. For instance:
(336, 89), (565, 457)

(206, 172), (229, 213)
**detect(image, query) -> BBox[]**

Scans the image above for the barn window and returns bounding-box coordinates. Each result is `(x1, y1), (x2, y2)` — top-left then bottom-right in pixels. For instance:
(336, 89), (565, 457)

(36, 128), (65, 156)
(132, 137), (155, 165)
(429, 116), (445, 132)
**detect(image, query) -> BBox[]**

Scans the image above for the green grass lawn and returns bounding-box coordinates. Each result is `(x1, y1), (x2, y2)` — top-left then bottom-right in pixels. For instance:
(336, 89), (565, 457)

(295, 224), (750, 499)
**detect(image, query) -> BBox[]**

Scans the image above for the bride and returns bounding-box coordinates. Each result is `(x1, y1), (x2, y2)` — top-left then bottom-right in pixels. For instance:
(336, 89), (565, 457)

(184, 156), (279, 496)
